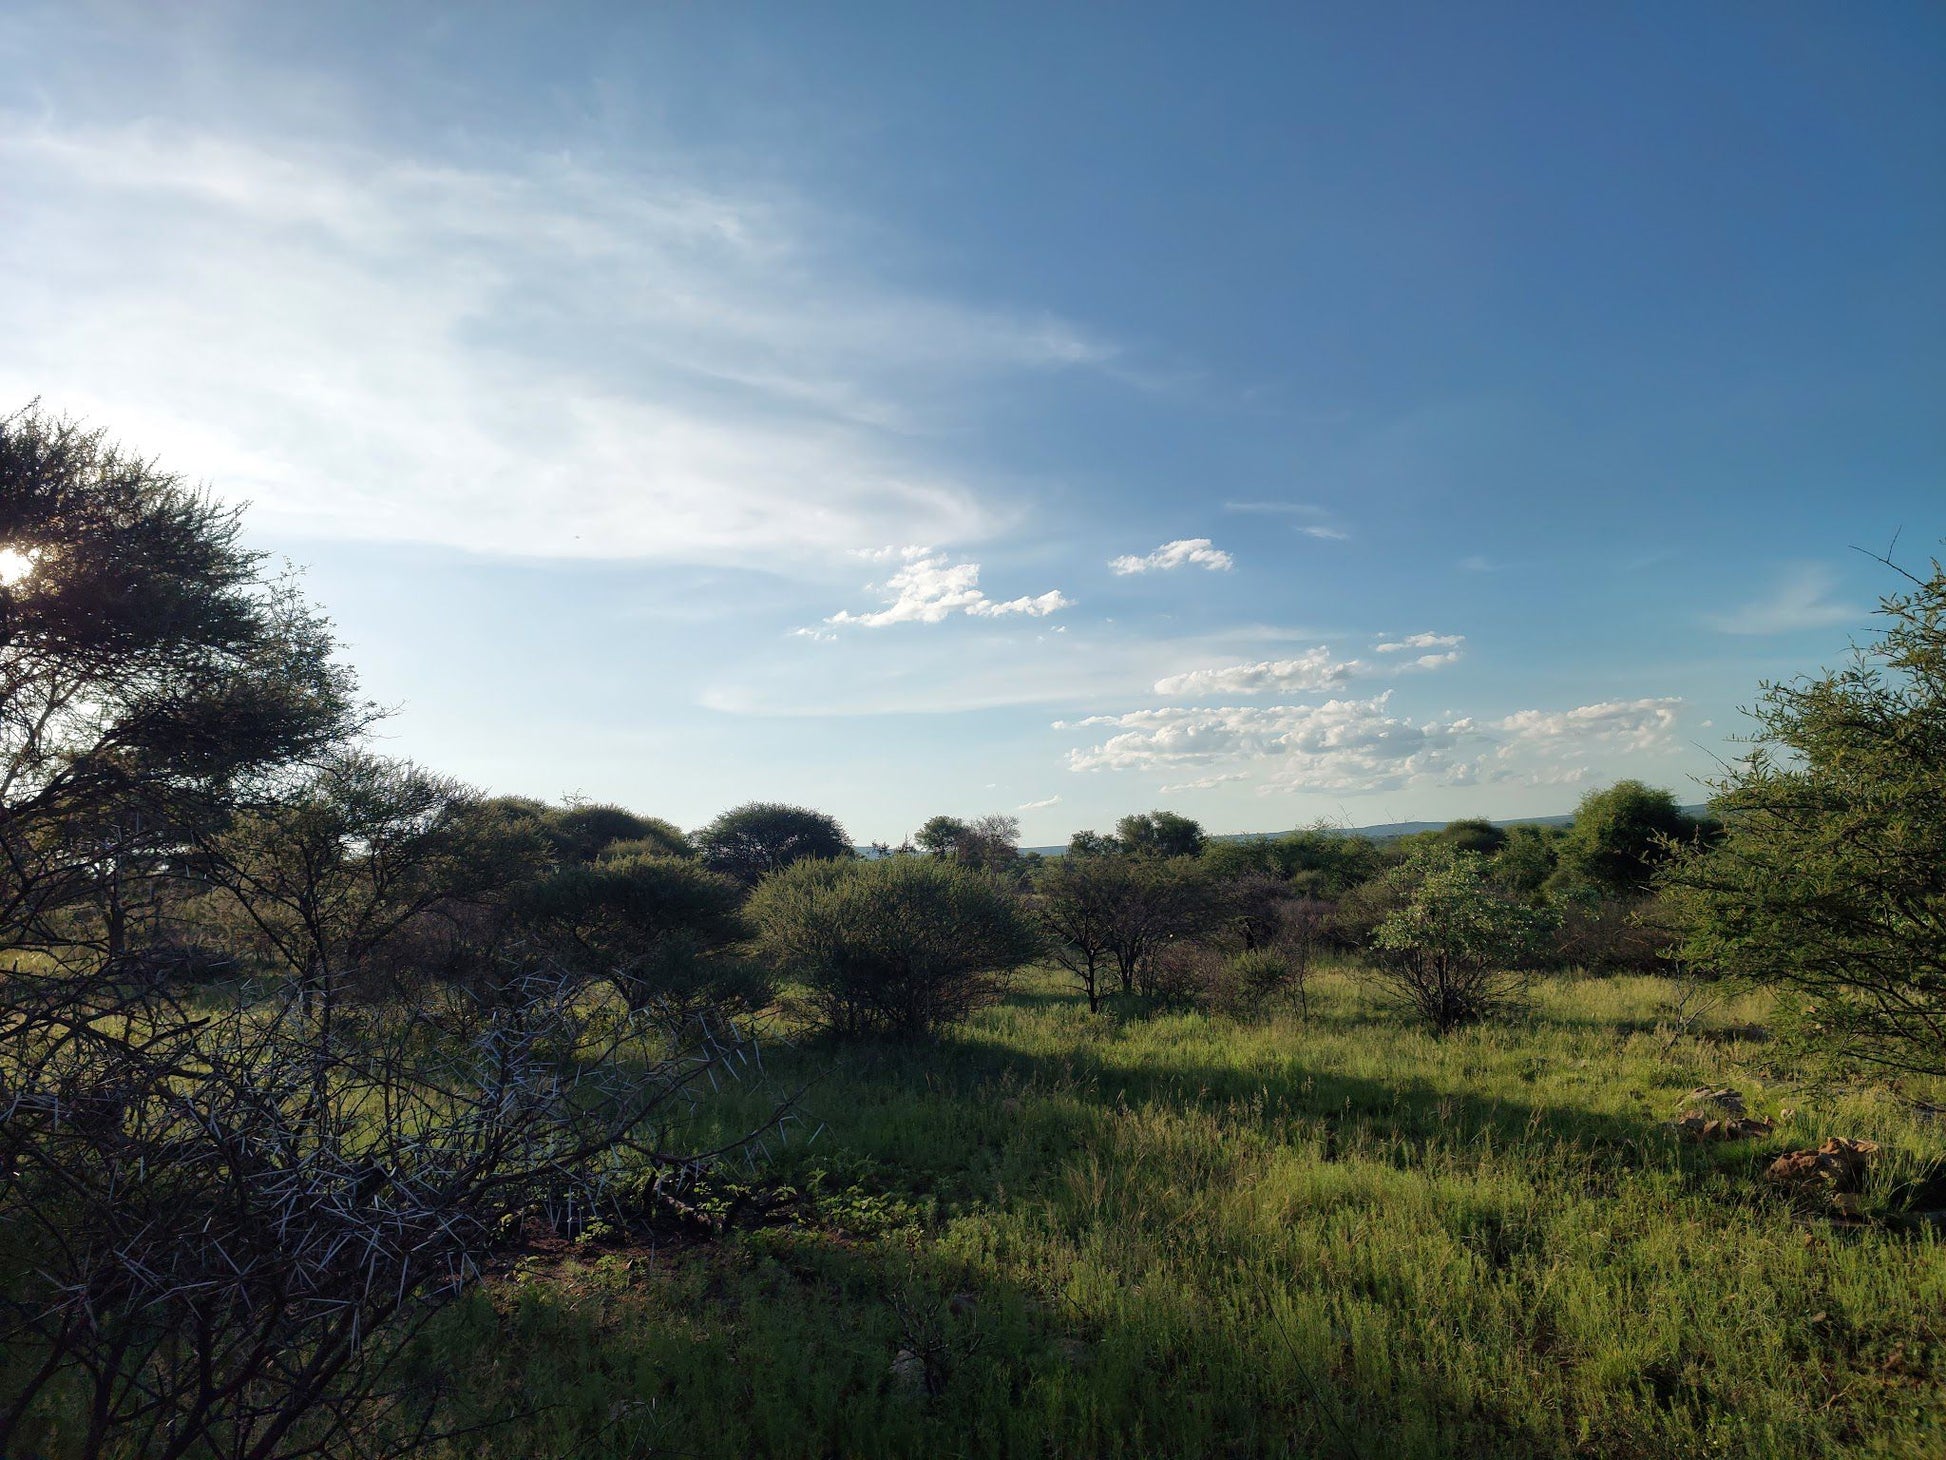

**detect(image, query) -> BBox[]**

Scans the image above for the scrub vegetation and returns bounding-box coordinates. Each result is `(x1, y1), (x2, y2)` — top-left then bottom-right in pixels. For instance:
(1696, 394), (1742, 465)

(2, 406), (1941, 1458)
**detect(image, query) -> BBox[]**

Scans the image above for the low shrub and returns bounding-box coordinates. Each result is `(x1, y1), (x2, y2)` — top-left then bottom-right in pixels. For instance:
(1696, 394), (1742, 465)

(748, 856), (1041, 1037)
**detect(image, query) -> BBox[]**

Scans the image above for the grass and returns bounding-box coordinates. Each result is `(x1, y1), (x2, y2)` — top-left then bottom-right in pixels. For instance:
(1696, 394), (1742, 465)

(425, 966), (1946, 1458)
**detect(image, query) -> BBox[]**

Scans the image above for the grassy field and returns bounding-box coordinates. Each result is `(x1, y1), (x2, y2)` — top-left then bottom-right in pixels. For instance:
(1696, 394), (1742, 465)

(428, 966), (1946, 1459)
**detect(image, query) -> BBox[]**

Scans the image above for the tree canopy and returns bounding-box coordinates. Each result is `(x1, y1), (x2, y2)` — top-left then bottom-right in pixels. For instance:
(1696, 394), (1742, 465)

(0, 405), (364, 963)
(1559, 780), (1709, 897)
(1666, 560), (1946, 1076)
(1115, 810), (1207, 860)
(694, 801), (852, 886)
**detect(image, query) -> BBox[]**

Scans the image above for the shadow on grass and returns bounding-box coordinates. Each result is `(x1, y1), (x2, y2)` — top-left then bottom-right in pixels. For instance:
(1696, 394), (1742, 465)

(468, 986), (1875, 1460)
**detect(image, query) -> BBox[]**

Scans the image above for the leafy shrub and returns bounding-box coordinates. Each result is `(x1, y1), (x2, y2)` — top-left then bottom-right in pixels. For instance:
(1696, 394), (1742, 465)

(1367, 847), (1557, 1033)
(748, 856), (1041, 1036)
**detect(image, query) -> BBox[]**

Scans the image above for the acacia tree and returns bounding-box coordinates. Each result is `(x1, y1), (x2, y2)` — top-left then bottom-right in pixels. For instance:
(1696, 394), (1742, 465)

(914, 815), (968, 860)
(1664, 560), (1946, 1077)
(1115, 810), (1207, 860)
(1557, 780), (1711, 897)
(0, 411), (783, 1459)
(1035, 855), (1124, 1011)
(694, 802), (851, 886)
(198, 753), (540, 1023)
(516, 852), (763, 1019)
(915, 813), (1019, 872)
(1104, 856), (1214, 995)
(0, 405), (362, 967)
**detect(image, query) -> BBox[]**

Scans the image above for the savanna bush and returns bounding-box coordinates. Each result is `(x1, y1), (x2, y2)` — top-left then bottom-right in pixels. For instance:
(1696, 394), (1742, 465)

(748, 856), (1041, 1036)
(1209, 946), (1307, 1018)
(1367, 846), (1557, 1033)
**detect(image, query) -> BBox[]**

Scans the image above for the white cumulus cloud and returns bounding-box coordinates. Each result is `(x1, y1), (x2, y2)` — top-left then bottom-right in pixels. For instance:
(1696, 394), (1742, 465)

(1109, 538), (1235, 575)
(1064, 694), (1477, 793)
(823, 548), (1071, 628)
(1493, 698), (1682, 757)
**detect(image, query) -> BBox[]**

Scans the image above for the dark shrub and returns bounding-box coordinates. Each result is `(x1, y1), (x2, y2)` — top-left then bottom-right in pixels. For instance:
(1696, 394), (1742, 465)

(749, 857), (1041, 1037)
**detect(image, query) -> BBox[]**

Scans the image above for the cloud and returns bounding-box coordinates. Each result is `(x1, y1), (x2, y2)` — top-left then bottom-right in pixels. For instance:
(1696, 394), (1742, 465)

(1154, 637), (1466, 697)
(1109, 538), (1234, 574)
(1017, 795), (1062, 810)
(822, 548), (1071, 627)
(1063, 694), (1477, 793)
(1221, 502), (1351, 541)
(1060, 692), (1685, 794)
(1158, 773), (1248, 793)
(1370, 632), (1466, 672)
(0, 121), (1118, 566)
(1493, 698), (1682, 757)
(1154, 648), (1368, 697)
(1706, 564), (1865, 635)
(1375, 632), (1465, 653)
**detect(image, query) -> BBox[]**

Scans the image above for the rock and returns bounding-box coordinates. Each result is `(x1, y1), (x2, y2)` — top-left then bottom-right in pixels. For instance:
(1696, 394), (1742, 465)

(1766, 1136), (1879, 1192)
(890, 1346), (927, 1393)
(1683, 1086), (1747, 1117)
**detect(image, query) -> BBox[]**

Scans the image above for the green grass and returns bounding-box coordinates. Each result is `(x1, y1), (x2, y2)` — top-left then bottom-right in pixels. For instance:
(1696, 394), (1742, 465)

(430, 967), (1946, 1458)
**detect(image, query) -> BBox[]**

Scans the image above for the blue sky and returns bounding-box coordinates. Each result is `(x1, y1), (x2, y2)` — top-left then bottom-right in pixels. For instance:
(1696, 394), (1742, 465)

(4, 2), (1940, 844)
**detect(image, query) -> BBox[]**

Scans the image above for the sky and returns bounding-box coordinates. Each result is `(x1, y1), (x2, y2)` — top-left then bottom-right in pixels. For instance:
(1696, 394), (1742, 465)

(3, 2), (1941, 846)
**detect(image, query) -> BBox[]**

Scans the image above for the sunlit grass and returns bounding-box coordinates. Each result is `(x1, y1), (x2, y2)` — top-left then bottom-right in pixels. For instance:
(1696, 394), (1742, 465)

(429, 967), (1945, 1458)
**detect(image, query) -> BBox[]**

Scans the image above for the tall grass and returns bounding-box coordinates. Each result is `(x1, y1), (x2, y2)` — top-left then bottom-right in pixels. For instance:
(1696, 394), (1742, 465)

(428, 968), (1946, 1458)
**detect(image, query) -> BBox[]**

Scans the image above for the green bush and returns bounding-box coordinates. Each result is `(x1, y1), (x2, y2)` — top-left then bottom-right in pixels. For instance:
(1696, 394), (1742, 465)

(748, 856), (1041, 1036)
(1369, 846), (1558, 1033)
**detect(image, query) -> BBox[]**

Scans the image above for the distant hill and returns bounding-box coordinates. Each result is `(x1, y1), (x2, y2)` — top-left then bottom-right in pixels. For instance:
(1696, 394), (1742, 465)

(1006, 805), (1710, 858)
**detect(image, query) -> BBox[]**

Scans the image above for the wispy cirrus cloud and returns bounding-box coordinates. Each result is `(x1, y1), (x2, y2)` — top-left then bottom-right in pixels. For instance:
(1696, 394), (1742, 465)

(821, 548), (1070, 628)
(1375, 631), (1464, 654)
(1110, 538), (1234, 574)
(0, 120), (1118, 567)
(1221, 501), (1350, 540)
(1706, 564), (1865, 635)
(1158, 772), (1249, 793)
(1017, 794), (1062, 810)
